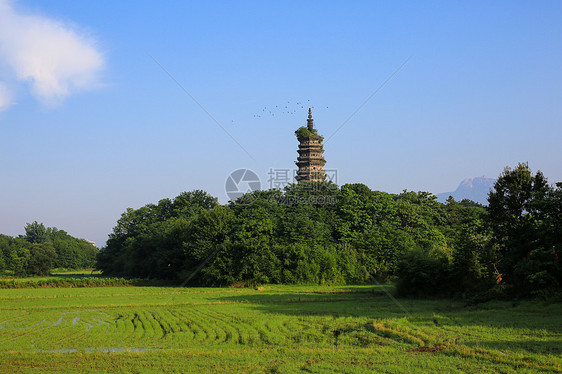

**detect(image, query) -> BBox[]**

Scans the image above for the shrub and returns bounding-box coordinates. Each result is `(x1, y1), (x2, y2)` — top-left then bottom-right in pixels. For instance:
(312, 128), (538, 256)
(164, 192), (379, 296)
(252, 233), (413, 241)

(0, 277), (156, 289)
(396, 248), (451, 296)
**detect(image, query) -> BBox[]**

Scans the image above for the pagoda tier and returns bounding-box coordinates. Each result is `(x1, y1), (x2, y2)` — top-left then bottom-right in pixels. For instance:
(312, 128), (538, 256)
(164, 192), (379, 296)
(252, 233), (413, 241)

(294, 109), (327, 182)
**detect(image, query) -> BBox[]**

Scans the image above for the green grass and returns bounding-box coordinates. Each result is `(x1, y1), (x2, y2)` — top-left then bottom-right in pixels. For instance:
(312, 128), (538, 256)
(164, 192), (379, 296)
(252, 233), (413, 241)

(0, 269), (100, 283)
(50, 268), (101, 275)
(0, 283), (560, 373)
(0, 271), (170, 288)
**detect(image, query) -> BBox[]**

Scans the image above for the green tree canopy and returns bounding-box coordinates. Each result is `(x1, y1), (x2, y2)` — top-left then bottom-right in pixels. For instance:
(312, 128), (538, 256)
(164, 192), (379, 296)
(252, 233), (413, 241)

(24, 221), (48, 244)
(487, 163), (561, 293)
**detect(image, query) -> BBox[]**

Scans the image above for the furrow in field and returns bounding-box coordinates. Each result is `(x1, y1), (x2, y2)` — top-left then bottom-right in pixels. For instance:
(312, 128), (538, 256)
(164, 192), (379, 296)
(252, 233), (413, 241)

(186, 317), (208, 343)
(180, 309), (219, 343)
(131, 312), (144, 340)
(228, 314), (263, 345)
(189, 308), (234, 344)
(112, 312), (136, 343)
(136, 310), (152, 340)
(150, 310), (170, 339)
(5, 314), (49, 344)
(194, 308), (250, 345)
(174, 308), (227, 344)
(193, 308), (240, 344)
(166, 309), (202, 344)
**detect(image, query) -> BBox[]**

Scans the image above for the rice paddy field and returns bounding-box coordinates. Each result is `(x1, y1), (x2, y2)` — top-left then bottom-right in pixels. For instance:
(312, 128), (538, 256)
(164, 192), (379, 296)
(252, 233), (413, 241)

(0, 278), (561, 373)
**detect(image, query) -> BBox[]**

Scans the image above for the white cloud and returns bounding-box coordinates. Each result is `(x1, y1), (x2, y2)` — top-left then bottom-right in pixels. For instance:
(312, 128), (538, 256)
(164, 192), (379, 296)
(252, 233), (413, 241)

(0, 81), (12, 111)
(0, 0), (104, 110)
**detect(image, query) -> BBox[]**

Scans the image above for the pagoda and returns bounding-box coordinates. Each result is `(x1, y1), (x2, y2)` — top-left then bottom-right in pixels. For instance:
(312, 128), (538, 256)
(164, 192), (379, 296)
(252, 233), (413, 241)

(295, 108), (326, 182)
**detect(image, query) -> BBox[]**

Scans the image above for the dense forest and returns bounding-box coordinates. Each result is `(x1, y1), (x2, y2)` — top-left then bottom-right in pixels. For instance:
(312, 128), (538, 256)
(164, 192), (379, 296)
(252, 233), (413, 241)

(0, 222), (98, 276)
(97, 163), (561, 298)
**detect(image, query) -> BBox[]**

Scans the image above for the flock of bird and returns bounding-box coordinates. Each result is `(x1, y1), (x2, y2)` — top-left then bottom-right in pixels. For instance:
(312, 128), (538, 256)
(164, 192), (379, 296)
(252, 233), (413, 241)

(252, 100), (328, 118)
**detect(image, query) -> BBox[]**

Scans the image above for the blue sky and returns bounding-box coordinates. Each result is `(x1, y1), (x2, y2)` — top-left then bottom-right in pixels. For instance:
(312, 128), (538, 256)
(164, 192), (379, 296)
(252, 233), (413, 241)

(0, 1), (561, 247)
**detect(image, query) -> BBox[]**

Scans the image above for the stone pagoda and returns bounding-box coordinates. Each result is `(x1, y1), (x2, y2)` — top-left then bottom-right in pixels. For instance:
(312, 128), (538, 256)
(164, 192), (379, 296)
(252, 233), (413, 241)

(295, 108), (326, 182)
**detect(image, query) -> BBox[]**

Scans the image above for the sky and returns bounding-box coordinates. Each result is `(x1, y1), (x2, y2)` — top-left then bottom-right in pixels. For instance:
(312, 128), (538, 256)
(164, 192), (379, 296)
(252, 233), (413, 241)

(0, 1), (561, 247)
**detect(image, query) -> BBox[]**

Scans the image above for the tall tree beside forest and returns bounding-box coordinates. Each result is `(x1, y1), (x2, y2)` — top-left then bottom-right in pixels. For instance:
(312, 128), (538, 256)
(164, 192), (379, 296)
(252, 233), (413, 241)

(24, 221), (48, 244)
(488, 163), (561, 294)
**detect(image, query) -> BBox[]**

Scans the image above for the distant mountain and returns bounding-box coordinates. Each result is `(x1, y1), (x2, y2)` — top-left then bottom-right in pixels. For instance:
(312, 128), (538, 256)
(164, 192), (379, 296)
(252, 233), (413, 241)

(436, 177), (496, 205)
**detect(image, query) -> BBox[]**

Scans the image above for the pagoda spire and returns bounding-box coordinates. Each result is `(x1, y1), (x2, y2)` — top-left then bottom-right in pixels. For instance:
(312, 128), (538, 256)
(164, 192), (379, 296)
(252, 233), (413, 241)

(307, 108), (314, 131)
(295, 109), (326, 182)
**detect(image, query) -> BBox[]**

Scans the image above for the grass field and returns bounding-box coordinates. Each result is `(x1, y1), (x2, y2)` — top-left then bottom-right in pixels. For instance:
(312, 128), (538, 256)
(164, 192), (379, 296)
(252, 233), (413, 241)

(0, 278), (560, 373)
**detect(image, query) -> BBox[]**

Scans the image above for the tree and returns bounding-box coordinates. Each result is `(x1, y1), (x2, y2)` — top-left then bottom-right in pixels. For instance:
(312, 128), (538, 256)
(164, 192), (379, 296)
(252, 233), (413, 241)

(24, 221), (48, 244)
(487, 163), (559, 293)
(28, 243), (57, 275)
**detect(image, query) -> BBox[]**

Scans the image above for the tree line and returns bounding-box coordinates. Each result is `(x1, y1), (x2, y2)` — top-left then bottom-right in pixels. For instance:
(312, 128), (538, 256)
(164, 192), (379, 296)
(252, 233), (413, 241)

(398, 163), (561, 299)
(96, 183), (484, 288)
(0, 222), (98, 276)
(97, 163), (560, 298)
